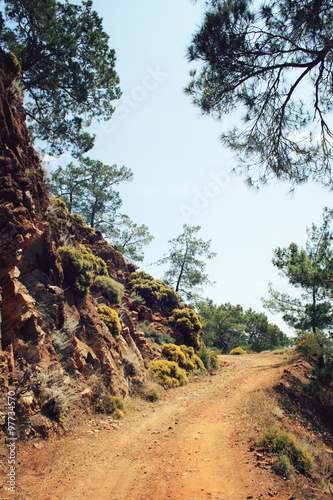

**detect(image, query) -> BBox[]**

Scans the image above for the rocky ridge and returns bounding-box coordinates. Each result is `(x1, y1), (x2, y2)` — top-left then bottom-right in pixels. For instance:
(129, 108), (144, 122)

(0, 50), (168, 439)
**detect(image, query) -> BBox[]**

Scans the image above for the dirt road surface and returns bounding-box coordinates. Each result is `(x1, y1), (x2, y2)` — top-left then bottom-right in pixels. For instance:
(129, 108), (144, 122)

(3, 354), (297, 500)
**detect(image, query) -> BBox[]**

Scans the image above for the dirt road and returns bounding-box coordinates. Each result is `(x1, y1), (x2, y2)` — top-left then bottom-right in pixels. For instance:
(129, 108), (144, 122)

(4, 354), (293, 500)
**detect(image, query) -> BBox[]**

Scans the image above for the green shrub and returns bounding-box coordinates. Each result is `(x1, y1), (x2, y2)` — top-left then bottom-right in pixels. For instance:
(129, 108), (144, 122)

(130, 291), (146, 306)
(95, 275), (124, 305)
(138, 321), (174, 345)
(148, 360), (189, 388)
(95, 395), (125, 418)
(130, 271), (180, 311)
(198, 345), (210, 368)
(161, 343), (206, 374)
(256, 428), (313, 475)
(168, 308), (202, 349)
(198, 347), (219, 372)
(238, 344), (255, 354)
(51, 197), (69, 213)
(6, 51), (21, 77)
(58, 246), (94, 295)
(180, 345), (206, 373)
(79, 245), (108, 276)
(295, 331), (326, 357)
(229, 347), (247, 355)
(138, 381), (162, 402)
(272, 453), (291, 478)
(99, 304), (122, 338)
(209, 351), (219, 371)
(71, 213), (86, 225)
(162, 344), (187, 366)
(58, 244), (108, 295)
(296, 331), (333, 386)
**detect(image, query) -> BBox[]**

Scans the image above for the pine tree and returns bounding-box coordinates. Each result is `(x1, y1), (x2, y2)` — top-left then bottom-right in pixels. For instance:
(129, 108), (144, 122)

(186, 0), (333, 187)
(0, 0), (121, 156)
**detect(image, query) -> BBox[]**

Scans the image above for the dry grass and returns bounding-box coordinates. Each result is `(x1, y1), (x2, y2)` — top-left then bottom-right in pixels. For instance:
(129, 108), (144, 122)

(30, 365), (80, 421)
(237, 389), (282, 442)
(137, 379), (164, 402)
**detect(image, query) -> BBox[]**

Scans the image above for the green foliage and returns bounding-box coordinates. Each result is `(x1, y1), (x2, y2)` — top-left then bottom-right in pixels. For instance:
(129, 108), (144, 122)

(95, 275), (124, 305)
(295, 331), (326, 357)
(272, 453), (291, 478)
(161, 343), (206, 373)
(138, 321), (174, 346)
(99, 304), (122, 339)
(95, 395), (125, 419)
(48, 158), (133, 228)
(79, 245), (108, 277)
(198, 345), (210, 369)
(51, 197), (69, 213)
(131, 271), (180, 311)
(71, 213), (86, 225)
(48, 161), (152, 260)
(58, 244), (109, 296)
(105, 214), (154, 263)
(180, 345), (206, 373)
(168, 307), (202, 349)
(263, 208), (333, 334)
(296, 331), (333, 386)
(58, 246), (94, 296)
(186, 0), (333, 187)
(256, 428), (313, 475)
(229, 347), (247, 355)
(197, 347), (219, 372)
(4, 50), (21, 76)
(143, 388), (160, 402)
(208, 351), (219, 371)
(148, 360), (189, 388)
(237, 345), (255, 354)
(130, 292), (146, 307)
(155, 224), (216, 302)
(1, 0), (121, 157)
(162, 344), (186, 366)
(197, 299), (289, 353)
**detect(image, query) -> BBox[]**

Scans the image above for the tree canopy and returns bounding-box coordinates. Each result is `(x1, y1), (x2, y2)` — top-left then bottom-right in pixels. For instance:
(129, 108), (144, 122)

(48, 158), (133, 228)
(155, 225), (216, 302)
(0, 0), (121, 156)
(186, 0), (333, 188)
(263, 207), (333, 334)
(197, 299), (288, 353)
(48, 161), (154, 262)
(106, 215), (154, 263)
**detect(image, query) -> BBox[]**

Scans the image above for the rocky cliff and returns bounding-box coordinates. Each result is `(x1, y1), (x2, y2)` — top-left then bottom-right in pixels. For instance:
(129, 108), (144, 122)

(0, 51), (167, 439)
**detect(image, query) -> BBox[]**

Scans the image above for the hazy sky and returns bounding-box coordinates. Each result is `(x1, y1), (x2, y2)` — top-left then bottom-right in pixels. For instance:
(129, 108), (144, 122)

(55, 0), (331, 335)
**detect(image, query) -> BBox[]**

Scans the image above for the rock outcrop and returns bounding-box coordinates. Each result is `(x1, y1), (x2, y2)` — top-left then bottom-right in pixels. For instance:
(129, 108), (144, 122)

(0, 50), (160, 438)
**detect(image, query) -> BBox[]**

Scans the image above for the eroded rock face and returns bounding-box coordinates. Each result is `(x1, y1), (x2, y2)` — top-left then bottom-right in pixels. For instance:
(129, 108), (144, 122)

(0, 51), (160, 439)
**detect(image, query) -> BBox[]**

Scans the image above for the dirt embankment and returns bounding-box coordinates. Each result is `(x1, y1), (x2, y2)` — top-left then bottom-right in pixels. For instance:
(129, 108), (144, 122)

(2, 353), (332, 500)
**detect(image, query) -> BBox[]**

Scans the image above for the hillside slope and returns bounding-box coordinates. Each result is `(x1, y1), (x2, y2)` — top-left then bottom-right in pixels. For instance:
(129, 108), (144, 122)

(0, 49), (171, 439)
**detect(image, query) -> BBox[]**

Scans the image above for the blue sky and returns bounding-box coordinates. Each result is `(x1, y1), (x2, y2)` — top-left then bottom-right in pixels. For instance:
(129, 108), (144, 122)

(56, 0), (330, 335)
